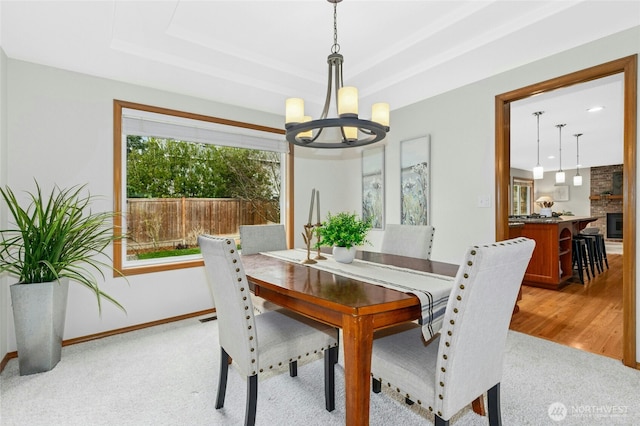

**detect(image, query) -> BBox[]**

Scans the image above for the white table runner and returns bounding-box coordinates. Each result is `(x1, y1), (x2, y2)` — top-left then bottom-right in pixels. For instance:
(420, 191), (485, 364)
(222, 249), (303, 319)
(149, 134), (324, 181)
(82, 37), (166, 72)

(260, 249), (455, 339)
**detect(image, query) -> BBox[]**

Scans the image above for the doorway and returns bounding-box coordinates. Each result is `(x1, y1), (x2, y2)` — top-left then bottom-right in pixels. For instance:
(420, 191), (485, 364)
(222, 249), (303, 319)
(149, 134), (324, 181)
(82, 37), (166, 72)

(495, 55), (637, 368)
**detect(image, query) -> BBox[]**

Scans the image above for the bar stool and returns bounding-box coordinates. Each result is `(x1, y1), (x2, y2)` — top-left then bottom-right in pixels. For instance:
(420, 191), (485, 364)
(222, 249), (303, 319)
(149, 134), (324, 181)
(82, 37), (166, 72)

(572, 238), (591, 284)
(574, 234), (599, 276)
(581, 228), (609, 271)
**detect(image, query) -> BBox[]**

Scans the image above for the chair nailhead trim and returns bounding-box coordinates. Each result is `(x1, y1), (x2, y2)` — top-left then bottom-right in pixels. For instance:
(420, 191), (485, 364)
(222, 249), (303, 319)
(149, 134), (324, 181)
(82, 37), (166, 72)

(453, 308), (458, 313)
(429, 406), (433, 412)
(443, 354), (447, 359)
(445, 342), (450, 347)
(456, 295), (461, 300)
(439, 381), (444, 387)
(459, 284), (465, 289)
(438, 394), (443, 400)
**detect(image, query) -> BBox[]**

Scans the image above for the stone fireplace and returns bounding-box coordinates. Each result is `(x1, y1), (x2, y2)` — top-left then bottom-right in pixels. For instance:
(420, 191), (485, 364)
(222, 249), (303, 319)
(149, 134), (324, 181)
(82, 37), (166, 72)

(589, 164), (623, 240)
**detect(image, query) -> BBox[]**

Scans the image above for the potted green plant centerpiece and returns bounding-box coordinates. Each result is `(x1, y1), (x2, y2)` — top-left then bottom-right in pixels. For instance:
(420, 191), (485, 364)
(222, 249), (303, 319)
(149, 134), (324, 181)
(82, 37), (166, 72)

(316, 211), (372, 263)
(0, 182), (125, 375)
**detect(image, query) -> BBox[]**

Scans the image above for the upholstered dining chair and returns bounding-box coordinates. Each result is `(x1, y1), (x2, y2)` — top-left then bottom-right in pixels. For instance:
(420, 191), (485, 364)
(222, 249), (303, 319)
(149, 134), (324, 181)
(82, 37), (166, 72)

(239, 224), (287, 255)
(198, 235), (339, 426)
(370, 237), (535, 426)
(381, 224), (436, 260)
(239, 224), (287, 313)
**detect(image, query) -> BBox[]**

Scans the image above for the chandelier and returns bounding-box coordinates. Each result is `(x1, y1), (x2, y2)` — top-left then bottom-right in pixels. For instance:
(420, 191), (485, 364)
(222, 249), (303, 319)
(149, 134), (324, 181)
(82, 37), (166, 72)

(284, 0), (390, 149)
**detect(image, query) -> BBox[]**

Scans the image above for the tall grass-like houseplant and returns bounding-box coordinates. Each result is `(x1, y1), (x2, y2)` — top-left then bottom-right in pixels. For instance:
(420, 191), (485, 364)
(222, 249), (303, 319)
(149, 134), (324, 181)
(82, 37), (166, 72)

(0, 182), (125, 375)
(316, 211), (372, 263)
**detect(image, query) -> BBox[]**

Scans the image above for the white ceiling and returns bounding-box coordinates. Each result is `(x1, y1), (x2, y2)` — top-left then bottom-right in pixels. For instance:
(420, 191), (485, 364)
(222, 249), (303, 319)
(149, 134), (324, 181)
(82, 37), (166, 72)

(1, 0), (638, 167)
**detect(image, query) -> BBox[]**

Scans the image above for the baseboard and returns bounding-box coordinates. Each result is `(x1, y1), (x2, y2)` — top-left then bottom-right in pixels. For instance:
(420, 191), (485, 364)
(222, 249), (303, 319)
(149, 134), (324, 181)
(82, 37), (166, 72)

(0, 308), (216, 374)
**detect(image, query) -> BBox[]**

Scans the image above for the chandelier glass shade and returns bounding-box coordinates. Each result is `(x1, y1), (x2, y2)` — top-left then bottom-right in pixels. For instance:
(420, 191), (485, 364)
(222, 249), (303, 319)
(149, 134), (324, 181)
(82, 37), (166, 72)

(573, 133), (583, 186)
(532, 111), (544, 179)
(555, 123), (566, 184)
(284, 0), (390, 149)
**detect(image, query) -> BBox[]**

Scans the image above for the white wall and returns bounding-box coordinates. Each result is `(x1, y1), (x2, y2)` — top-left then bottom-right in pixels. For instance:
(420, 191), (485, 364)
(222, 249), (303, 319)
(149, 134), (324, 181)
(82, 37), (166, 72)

(3, 60), (284, 351)
(0, 44), (9, 361)
(533, 168), (592, 216)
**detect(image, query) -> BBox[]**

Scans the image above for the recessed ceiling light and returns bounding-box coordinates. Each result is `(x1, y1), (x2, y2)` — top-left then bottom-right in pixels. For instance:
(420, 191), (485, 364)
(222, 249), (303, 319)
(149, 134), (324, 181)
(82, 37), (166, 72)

(587, 106), (605, 112)
(548, 155), (556, 160)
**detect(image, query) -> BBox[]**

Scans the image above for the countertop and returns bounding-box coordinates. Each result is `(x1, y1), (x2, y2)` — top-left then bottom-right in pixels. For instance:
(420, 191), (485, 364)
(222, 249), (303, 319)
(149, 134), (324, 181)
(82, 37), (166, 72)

(508, 215), (597, 224)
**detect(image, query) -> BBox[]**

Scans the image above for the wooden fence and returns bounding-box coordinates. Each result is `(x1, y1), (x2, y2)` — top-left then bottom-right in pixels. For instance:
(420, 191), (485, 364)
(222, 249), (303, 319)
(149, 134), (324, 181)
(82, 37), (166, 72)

(126, 198), (278, 251)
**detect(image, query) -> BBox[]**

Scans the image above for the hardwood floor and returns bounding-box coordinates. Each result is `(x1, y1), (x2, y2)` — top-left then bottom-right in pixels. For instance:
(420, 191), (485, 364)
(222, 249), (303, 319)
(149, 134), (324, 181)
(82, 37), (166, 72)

(509, 253), (623, 360)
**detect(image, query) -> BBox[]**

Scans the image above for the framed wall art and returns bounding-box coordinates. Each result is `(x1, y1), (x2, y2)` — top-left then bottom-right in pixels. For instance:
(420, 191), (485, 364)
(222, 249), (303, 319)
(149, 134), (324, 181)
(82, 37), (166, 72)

(362, 146), (385, 229)
(401, 135), (430, 225)
(553, 185), (569, 202)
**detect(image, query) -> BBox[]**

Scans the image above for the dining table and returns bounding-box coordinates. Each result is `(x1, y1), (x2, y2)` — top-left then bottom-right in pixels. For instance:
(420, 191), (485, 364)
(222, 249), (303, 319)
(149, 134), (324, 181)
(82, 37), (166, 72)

(241, 248), (470, 425)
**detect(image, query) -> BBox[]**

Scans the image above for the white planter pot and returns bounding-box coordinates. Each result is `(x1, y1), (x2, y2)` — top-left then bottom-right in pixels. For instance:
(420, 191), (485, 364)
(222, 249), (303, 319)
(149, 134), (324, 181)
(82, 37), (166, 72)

(10, 278), (69, 375)
(333, 246), (356, 264)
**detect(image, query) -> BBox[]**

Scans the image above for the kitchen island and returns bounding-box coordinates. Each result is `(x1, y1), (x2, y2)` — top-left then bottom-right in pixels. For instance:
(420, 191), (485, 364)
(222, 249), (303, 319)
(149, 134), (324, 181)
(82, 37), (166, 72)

(508, 216), (597, 289)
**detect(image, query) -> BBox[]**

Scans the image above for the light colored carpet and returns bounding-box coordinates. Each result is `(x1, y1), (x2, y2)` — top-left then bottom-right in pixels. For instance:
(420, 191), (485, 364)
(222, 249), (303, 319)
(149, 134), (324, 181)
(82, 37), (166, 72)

(1, 315), (639, 425)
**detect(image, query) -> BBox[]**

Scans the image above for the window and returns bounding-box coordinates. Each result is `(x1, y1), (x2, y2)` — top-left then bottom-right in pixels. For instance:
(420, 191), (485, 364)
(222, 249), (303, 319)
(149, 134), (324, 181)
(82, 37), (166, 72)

(113, 100), (290, 275)
(511, 177), (534, 215)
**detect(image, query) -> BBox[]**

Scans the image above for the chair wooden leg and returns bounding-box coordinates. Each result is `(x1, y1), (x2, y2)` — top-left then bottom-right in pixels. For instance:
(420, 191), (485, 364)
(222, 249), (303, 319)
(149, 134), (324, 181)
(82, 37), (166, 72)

(487, 383), (502, 426)
(216, 347), (230, 409)
(372, 378), (381, 393)
(246, 375), (258, 426)
(435, 415), (449, 426)
(324, 346), (337, 412)
(289, 361), (298, 377)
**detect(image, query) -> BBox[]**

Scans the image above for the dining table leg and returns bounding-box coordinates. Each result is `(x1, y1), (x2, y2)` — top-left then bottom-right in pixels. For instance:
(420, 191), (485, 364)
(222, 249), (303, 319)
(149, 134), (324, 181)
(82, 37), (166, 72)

(342, 313), (374, 426)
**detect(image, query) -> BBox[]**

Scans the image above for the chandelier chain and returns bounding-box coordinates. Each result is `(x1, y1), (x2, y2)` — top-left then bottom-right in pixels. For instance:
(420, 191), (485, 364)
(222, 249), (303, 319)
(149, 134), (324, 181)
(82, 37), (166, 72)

(331, 2), (340, 54)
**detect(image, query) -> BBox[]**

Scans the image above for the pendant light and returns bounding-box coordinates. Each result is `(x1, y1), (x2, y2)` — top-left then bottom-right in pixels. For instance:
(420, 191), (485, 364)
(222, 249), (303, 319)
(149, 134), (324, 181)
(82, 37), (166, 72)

(532, 111), (544, 179)
(573, 133), (583, 186)
(555, 123), (566, 184)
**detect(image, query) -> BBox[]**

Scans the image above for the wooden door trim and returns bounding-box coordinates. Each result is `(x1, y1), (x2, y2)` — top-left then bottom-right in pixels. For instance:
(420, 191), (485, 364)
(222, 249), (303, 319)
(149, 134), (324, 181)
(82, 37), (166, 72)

(495, 55), (637, 368)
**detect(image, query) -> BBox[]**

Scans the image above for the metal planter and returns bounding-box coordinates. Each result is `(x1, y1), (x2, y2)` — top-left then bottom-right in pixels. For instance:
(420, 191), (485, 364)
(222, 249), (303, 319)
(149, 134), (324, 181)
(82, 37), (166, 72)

(10, 278), (69, 375)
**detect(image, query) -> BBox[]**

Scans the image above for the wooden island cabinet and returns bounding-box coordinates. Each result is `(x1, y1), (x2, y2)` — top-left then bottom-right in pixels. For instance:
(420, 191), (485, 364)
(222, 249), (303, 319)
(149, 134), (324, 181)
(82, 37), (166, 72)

(508, 216), (597, 290)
